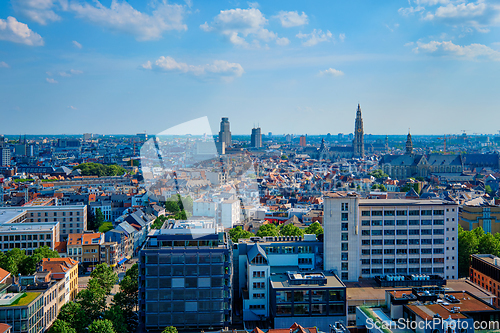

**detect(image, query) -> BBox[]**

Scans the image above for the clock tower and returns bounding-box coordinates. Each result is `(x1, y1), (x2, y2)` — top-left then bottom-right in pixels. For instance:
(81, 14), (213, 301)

(353, 104), (364, 157)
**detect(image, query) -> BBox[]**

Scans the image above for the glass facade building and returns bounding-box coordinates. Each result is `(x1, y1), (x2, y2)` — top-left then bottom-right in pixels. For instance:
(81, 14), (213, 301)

(139, 230), (232, 331)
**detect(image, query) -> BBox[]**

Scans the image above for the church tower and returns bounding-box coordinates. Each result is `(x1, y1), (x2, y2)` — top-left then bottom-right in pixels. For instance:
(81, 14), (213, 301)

(353, 104), (364, 157)
(405, 130), (413, 155)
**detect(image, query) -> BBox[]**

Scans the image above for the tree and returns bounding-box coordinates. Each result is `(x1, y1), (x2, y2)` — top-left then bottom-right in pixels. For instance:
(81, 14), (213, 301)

(165, 200), (180, 214)
(103, 305), (127, 333)
(173, 210), (187, 220)
(162, 327), (178, 333)
(0, 248), (26, 276)
(152, 215), (168, 229)
(369, 169), (388, 179)
(478, 233), (500, 257)
(371, 184), (387, 191)
(256, 223), (279, 237)
(76, 279), (108, 323)
(90, 263), (118, 295)
(280, 224), (304, 237)
(281, 155), (288, 160)
(304, 222), (323, 236)
(457, 226), (479, 277)
(114, 264), (138, 313)
(73, 163), (125, 177)
(87, 206), (97, 231)
(229, 226), (254, 243)
(88, 320), (116, 333)
(485, 185), (494, 196)
(400, 182), (420, 195)
(57, 302), (88, 333)
(48, 320), (77, 333)
(94, 208), (105, 229)
(19, 245), (60, 276)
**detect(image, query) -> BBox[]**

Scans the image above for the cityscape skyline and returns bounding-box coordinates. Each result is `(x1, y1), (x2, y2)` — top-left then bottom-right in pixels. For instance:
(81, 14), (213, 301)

(1, 1), (500, 135)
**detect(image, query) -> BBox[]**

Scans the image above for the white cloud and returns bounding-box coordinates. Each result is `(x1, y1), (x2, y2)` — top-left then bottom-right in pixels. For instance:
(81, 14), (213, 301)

(58, 69), (83, 77)
(274, 10), (308, 28)
(72, 40), (82, 48)
(142, 56), (244, 81)
(276, 37), (290, 46)
(296, 29), (333, 46)
(46, 77), (58, 83)
(319, 68), (344, 76)
(413, 40), (500, 60)
(11, 0), (68, 25)
(0, 61), (9, 68)
(339, 33), (345, 42)
(399, 0), (500, 32)
(68, 105), (77, 110)
(69, 0), (187, 41)
(0, 16), (44, 46)
(200, 7), (286, 48)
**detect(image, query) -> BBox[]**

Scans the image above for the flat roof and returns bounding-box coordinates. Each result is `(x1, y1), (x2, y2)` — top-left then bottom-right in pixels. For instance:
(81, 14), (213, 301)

(0, 209), (26, 225)
(0, 222), (58, 232)
(345, 279), (495, 302)
(358, 199), (456, 206)
(270, 271), (344, 289)
(472, 254), (500, 268)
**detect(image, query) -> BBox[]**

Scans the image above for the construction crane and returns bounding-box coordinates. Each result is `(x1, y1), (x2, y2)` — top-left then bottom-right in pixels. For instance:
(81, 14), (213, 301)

(436, 134), (458, 154)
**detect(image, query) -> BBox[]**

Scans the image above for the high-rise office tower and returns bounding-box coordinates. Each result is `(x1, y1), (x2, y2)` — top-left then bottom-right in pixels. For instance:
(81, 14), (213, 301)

(218, 117), (232, 147)
(299, 136), (306, 147)
(251, 127), (262, 148)
(353, 104), (364, 157)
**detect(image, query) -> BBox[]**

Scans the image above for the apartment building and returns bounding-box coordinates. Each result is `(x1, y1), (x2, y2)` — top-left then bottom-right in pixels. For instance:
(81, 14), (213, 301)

(1, 205), (87, 240)
(67, 233), (103, 272)
(0, 286), (44, 333)
(139, 228), (232, 332)
(39, 258), (79, 303)
(0, 209), (60, 255)
(323, 192), (459, 282)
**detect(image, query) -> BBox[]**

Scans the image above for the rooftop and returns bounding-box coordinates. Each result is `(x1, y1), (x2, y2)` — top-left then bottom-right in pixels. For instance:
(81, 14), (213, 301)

(0, 209), (25, 225)
(270, 271), (344, 289)
(472, 254), (500, 268)
(0, 222), (58, 232)
(0, 292), (40, 307)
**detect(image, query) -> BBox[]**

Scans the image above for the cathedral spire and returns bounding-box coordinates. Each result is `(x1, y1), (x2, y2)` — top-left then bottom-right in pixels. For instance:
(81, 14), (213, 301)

(353, 104), (364, 157)
(405, 130), (413, 155)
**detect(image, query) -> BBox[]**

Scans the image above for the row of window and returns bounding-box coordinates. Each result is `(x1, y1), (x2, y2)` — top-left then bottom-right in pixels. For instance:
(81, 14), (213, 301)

(361, 209), (447, 217)
(361, 219), (444, 226)
(1, 234), (51, 241)
(362, 248), (445, 255)
(362, 258), (445, 265)
(362, 229), (444, 235)
(31, 211), (80, 217)
(1, 242), (52, 250)
(362, 239), (446, 246)
(31, 217), (80, 223)
(362, 267), (445, 275)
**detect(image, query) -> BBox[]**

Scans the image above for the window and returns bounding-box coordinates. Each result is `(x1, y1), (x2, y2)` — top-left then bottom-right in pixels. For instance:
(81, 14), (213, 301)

(372, 259), (382, 264)
(409, 248), (419, 254)
(396, 220), (407, 226)
(371, 220), (382, 226)
(341, 262), (348, 271)
(371, 211), (383, 216)
(434, 220), (444, 225)
(397, 239), (407, 245)
(361, 259), (370, 265)
(434, 239), (444, 244)
(372, 249), (382, 255)
(434, 229), (444, 235)
(409, 220), (419, 225)
(421, 229), (432, 235)
(409, 229), (420, 235)
(433, 210), (444, 215)
(396, 229), (407, 235)
(384, 220), (395, 226)
(409, 239), (420, 245)
(341, 213), (348, 221)
(341, 272), (349, 280)
(362, 249), (370, 255)
(341, 243), (348, 251)
(433, 248), (444, 254)
(341, 252), (348, 261)
(409, 210), (419, 216)
(384, 239), (395, 245)
(384, 249), (394, 255)
(341, 233), (348, 241)
(384, 230), (395, 235)
(372, 230), (382, 236)
(384, 258), (395, 264)
(341, 223), (349, 231)
(341, 203), (349, 211)
(384, 210), (395, 216)
(372, 240), (382, 245)
(397, 210), (407, 216)
(362, 221), (370, 226)
(362, 211), (370, 216)
(421, 220), (432, 225)
(362, 240), (370, 245)
(421, 210), (432, 216)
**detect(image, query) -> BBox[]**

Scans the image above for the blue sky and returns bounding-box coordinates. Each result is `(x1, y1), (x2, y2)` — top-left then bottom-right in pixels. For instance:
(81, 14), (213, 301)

(0, 0), (499, 136)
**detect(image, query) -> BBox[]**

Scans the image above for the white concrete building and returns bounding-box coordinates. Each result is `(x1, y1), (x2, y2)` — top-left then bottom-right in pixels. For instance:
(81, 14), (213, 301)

(217, 199), (241, 228)
(323, 192), (459, 282)
(193, 199), (217, 218)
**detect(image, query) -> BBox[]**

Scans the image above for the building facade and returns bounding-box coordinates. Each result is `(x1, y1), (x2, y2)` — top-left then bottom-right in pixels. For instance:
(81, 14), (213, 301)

(353, 104), (364, 158)
(251, 127), (262, 148)
(139, 229), (232, 332)
(470, 254), (500, 308)
(459, 197), (500, 233)
(323, 192), (459, 281)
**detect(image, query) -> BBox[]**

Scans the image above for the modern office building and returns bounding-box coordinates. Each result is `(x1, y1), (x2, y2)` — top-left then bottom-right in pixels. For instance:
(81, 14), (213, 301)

(269, 271), (346, 332)
(218, 117), (232, 147)
(0, 148), (10, 166)
(323, 192), (459, 282)
(139, 227), (232, 332)
(235, 235), (323, 327)
(1, 205), (87, 240)
(251, 127), (262, 148)
(0, 285), (44, 333)
(0, 209), (60, 254)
